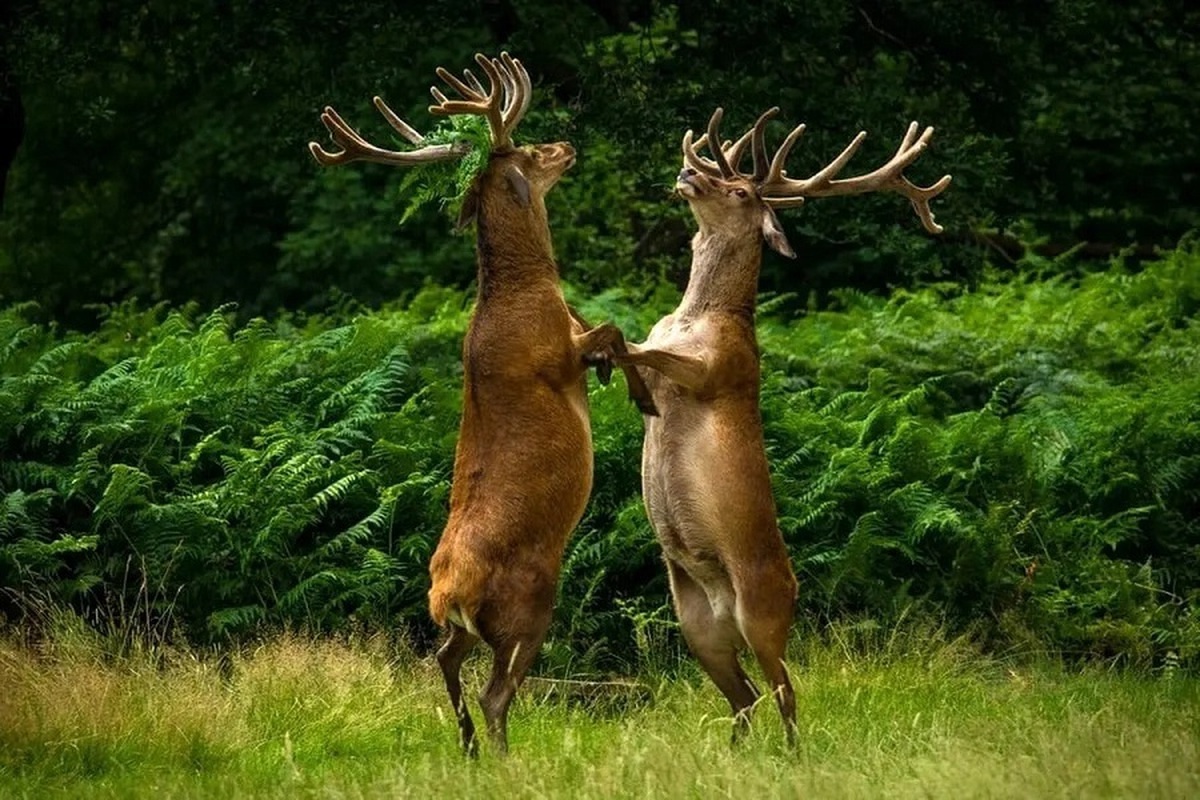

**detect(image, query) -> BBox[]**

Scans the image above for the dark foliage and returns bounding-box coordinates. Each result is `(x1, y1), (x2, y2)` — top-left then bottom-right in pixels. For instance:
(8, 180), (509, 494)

(2, 1), (1197, 323)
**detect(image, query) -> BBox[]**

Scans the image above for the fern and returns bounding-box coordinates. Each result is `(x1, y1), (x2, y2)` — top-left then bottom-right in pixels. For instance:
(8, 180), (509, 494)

(396, 115), (492, 224)
(3, 251), (1200, 666)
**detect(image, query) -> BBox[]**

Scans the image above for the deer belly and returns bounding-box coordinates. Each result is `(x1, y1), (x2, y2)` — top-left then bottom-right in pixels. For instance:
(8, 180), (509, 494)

(567, 383), (593, 456)
(534, 390), (594, 531)
(642, 411), (729, 577)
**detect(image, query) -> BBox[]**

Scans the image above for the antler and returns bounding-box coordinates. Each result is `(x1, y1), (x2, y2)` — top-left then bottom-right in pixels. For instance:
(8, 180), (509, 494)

(682, 108), (952, 234)
(758, 120), (952, 234)
(308, 51), (532, 168)
(308, 96), (469, 167)
(682, 108), (754, 179)
(429, 51), (531, 151)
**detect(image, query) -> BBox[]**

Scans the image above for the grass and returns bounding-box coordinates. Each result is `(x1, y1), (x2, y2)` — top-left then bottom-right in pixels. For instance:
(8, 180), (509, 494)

(1, 619), (1197, 799)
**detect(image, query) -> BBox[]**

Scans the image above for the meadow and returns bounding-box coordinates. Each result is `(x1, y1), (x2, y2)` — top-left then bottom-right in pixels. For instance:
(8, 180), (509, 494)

(2, 619), (1197, 799)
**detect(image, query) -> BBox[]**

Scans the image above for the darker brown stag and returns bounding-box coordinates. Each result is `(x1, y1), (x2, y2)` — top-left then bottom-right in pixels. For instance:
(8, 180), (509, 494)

(616, 108), (950, 744)
(309, 53), (654, 756)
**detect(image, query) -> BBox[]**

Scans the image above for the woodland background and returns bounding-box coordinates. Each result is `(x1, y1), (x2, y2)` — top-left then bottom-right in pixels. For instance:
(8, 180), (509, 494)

(1, 0), (1198, 672)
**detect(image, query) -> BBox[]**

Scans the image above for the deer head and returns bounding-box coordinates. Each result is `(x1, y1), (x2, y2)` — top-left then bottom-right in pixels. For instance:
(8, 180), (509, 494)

(308, 52), (574, 227)
(454, 140), (576, 230)
(676, 107), (952, 258)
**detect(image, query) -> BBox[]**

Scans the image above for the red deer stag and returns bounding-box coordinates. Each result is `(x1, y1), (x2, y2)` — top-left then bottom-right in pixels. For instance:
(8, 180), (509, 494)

(615, 108), (950, 744)
(309, 53), (655, 755)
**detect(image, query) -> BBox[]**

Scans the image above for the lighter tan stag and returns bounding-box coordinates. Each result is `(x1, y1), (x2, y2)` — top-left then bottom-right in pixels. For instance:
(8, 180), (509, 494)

(615, 107), (950, 744)
(310, 52), (655, 756)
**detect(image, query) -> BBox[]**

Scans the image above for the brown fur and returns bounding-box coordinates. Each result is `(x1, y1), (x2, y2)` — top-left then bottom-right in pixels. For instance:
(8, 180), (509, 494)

(428, 143), (654, 756)
(615, 166), (800, 745)
(427, 147), (588, 631)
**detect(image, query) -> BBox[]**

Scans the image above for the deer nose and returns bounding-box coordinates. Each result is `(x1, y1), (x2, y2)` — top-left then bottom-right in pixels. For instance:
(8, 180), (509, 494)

(677, 167), (697, 182)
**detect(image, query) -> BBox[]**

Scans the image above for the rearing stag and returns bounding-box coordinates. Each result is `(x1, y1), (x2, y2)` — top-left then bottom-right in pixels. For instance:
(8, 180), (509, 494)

(616, 107), (950, 744)
(310, 53), (654, 755)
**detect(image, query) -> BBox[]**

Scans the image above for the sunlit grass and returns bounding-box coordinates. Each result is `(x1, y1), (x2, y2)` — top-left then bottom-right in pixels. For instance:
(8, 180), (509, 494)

(1, 619), (1197, 798)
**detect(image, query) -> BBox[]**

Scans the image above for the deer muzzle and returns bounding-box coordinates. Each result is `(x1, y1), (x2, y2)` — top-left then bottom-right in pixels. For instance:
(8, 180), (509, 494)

(676, 167), (703, 197)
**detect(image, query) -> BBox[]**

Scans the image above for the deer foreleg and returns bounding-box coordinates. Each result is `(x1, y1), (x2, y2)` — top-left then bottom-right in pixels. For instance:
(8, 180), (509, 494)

(566, 305), (614, 385)
(614, 343), (710, 393)
(571, 322), (659, 416)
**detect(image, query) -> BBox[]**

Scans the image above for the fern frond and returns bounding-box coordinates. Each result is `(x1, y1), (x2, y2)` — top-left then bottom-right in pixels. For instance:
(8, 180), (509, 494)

(397, 115), (492, 224)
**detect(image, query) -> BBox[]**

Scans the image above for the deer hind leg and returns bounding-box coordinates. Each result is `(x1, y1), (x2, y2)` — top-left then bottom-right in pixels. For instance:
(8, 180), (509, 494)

(437, 624), (481, 756)
(734, 569), (798, 746)
(477, 618), (551, 755)
(666, 558), (760, 743)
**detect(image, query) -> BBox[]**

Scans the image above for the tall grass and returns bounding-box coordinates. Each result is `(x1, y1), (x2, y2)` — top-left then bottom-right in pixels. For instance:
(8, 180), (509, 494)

(1, 618), (1197, 798)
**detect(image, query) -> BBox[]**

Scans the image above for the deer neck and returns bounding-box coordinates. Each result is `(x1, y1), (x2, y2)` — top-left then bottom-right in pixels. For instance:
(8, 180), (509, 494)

(677, 228), (762, 320)
(475, 195), (559, 295)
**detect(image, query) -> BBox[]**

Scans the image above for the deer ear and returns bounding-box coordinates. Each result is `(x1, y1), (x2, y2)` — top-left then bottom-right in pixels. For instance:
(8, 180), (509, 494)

(455, 185), (480, 230)
(505, 164), (531, 208)
(761, 206), (795, 259)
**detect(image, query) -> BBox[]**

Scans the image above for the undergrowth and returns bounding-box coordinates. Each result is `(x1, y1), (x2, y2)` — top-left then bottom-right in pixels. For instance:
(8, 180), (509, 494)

(2, 248), (1199, 668)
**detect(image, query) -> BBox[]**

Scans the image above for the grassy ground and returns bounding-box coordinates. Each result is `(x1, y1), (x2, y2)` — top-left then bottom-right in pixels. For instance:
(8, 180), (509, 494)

(1, 622), (1197, 799)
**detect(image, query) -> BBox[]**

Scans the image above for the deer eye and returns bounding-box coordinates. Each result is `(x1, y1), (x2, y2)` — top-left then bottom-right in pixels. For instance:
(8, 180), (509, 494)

(734, 188), (748, 199)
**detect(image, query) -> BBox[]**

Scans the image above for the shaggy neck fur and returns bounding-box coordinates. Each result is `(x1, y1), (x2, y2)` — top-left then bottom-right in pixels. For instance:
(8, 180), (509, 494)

(472, 166), (559, 298)
(678, 226), (763, 320)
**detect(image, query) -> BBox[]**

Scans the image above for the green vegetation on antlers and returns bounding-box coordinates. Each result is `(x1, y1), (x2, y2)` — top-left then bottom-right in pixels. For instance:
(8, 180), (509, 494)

(397, 115), (493, 225)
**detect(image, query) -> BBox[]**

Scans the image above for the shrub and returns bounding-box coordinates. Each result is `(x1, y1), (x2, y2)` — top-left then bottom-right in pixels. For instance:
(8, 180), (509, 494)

(2, 249), (1198, 669)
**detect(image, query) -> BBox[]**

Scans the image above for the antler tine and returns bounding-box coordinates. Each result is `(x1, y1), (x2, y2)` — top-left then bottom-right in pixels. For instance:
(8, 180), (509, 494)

(308, 107), (359, 166)
(472, 52), (507, 143)
(763, 122), (807, 186)
(429, 53), (509, 148)
(435, 67), (484, 103)
(758, 128), (867, 196)
(759, 119), (951, 233)
(308, 103), (467, 168)
(706, 108), (734, 178)
(806, 131), (869, 187)
(685, 125), (755, 177)
(373, 96), (424, 144)
(681, 129), (726, 178)
(865, 122), (952, 233)
(896, 119), (923, 152)
(724, 128), (755, 174)
(901, 173), (953, 233)
(750, 107), (780, 181)
(500, 52), (532, 132)
(849, 123), (932, 185)
(491, 55), (526, 146)
(462, 68), (487, 96)
(491, 58), (516, 117)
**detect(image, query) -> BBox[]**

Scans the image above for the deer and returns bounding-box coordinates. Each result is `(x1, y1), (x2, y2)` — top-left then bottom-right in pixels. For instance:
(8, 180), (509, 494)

(614, 107), (951, 745)
(309, 52), (656, 755)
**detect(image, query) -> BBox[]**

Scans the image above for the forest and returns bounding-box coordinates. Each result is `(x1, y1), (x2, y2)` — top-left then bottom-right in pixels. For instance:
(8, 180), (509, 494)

(1, 0), (1199, 794)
